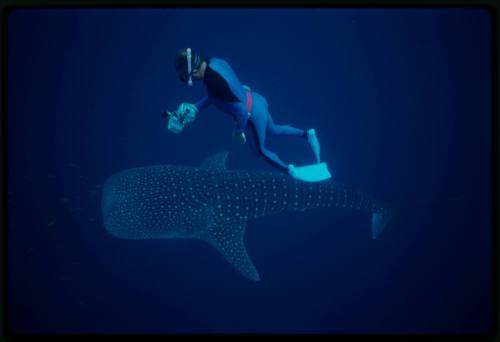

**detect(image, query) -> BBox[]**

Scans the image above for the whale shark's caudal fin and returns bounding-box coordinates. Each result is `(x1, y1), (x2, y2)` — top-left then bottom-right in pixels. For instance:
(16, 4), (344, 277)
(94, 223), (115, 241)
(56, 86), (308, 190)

(201, 219), (260, 282)
(371, 211), (392, 239)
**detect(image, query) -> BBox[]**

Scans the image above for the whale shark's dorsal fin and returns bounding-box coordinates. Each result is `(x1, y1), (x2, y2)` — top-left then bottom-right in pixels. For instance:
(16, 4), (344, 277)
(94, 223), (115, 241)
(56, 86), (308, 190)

(201, 219), (260, 281)
(200, 152), (228, 171)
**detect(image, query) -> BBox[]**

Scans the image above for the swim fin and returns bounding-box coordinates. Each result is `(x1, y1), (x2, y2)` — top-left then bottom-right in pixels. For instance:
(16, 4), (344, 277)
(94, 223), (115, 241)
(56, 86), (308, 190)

(288, 163), (331, 182)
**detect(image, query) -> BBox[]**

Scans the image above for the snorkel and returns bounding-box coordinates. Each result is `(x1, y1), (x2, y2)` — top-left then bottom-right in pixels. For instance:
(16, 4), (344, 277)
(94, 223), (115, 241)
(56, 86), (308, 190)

(186, 48), (193, 86)
(175, 47), (201, 86)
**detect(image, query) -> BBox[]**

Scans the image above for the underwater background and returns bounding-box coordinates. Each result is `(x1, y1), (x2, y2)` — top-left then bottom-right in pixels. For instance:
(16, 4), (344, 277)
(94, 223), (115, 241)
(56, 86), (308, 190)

(7, 8), (492, 334)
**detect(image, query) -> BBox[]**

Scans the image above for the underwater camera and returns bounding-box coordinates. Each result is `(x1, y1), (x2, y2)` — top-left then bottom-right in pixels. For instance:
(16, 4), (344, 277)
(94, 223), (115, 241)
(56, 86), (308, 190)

(162, 105), (197, 134)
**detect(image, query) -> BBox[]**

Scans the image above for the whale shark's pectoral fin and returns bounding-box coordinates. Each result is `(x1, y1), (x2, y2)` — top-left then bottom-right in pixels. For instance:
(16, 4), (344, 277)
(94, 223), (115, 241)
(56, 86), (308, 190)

(201, 219), (260, 282)
(200, 151), (229, 171)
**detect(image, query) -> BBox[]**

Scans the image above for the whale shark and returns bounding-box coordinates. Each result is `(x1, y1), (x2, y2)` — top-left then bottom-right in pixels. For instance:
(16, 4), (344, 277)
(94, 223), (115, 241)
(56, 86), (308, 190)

(101, 152), (391, 281)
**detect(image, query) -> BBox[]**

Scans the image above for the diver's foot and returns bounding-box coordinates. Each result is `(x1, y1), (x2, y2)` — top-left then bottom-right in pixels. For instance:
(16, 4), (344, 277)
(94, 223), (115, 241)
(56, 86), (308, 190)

(306, 128), (321, 164)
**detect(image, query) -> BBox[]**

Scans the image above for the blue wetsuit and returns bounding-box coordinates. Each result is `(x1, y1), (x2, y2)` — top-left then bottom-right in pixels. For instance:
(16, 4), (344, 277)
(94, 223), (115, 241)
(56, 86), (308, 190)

(195, 57), (306, 172)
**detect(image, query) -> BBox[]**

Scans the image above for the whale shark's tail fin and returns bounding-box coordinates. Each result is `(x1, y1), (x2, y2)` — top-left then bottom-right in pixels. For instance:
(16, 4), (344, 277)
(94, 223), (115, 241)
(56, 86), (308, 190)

(371, 211), (392, 239)
(370, 194), (465, 240)
(201, 219), (260, 282)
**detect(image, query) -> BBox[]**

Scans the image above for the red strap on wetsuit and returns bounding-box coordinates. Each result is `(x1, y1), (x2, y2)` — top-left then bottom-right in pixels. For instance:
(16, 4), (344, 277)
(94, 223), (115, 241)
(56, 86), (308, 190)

(246, 90), (253, 114)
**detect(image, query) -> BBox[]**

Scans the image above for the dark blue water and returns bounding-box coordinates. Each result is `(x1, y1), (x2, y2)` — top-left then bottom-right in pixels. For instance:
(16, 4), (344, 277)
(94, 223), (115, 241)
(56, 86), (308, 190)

(7, 8), (492, 334)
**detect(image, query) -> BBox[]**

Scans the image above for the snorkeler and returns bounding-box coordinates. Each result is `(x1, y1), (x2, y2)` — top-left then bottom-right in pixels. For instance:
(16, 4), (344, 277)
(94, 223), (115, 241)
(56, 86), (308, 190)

(167, 48), (331, 182)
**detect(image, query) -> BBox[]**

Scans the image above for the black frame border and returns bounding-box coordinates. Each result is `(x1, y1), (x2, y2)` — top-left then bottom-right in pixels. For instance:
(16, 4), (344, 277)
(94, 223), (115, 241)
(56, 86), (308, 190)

(0, 1), (498, 341)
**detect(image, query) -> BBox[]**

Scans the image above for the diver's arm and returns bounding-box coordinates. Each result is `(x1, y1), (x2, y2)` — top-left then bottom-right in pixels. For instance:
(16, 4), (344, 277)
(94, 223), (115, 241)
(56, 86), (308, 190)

(195, 96), (212, 111)
(175, 97), (210, 120)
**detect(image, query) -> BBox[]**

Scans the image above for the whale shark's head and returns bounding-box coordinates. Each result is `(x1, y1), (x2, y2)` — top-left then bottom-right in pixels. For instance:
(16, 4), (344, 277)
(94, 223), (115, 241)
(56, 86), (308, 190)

(101, 152), (267, 281)
(101, 165), (208, 240)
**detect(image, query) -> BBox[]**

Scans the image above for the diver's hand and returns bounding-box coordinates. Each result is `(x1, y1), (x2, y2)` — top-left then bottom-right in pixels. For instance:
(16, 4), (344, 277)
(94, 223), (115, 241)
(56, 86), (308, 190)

(233, 132), (246, 144)
(175, 102), (198, 126)
(177, 103), (198, 117)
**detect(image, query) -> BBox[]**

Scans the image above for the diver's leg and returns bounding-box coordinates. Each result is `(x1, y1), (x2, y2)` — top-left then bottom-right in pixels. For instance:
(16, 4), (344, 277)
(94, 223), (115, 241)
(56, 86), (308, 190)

(267, 114), (321, 164)
(248, 113), (289, 173)
(306, 129), (321, 164)
(266, 115), (306, 137)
